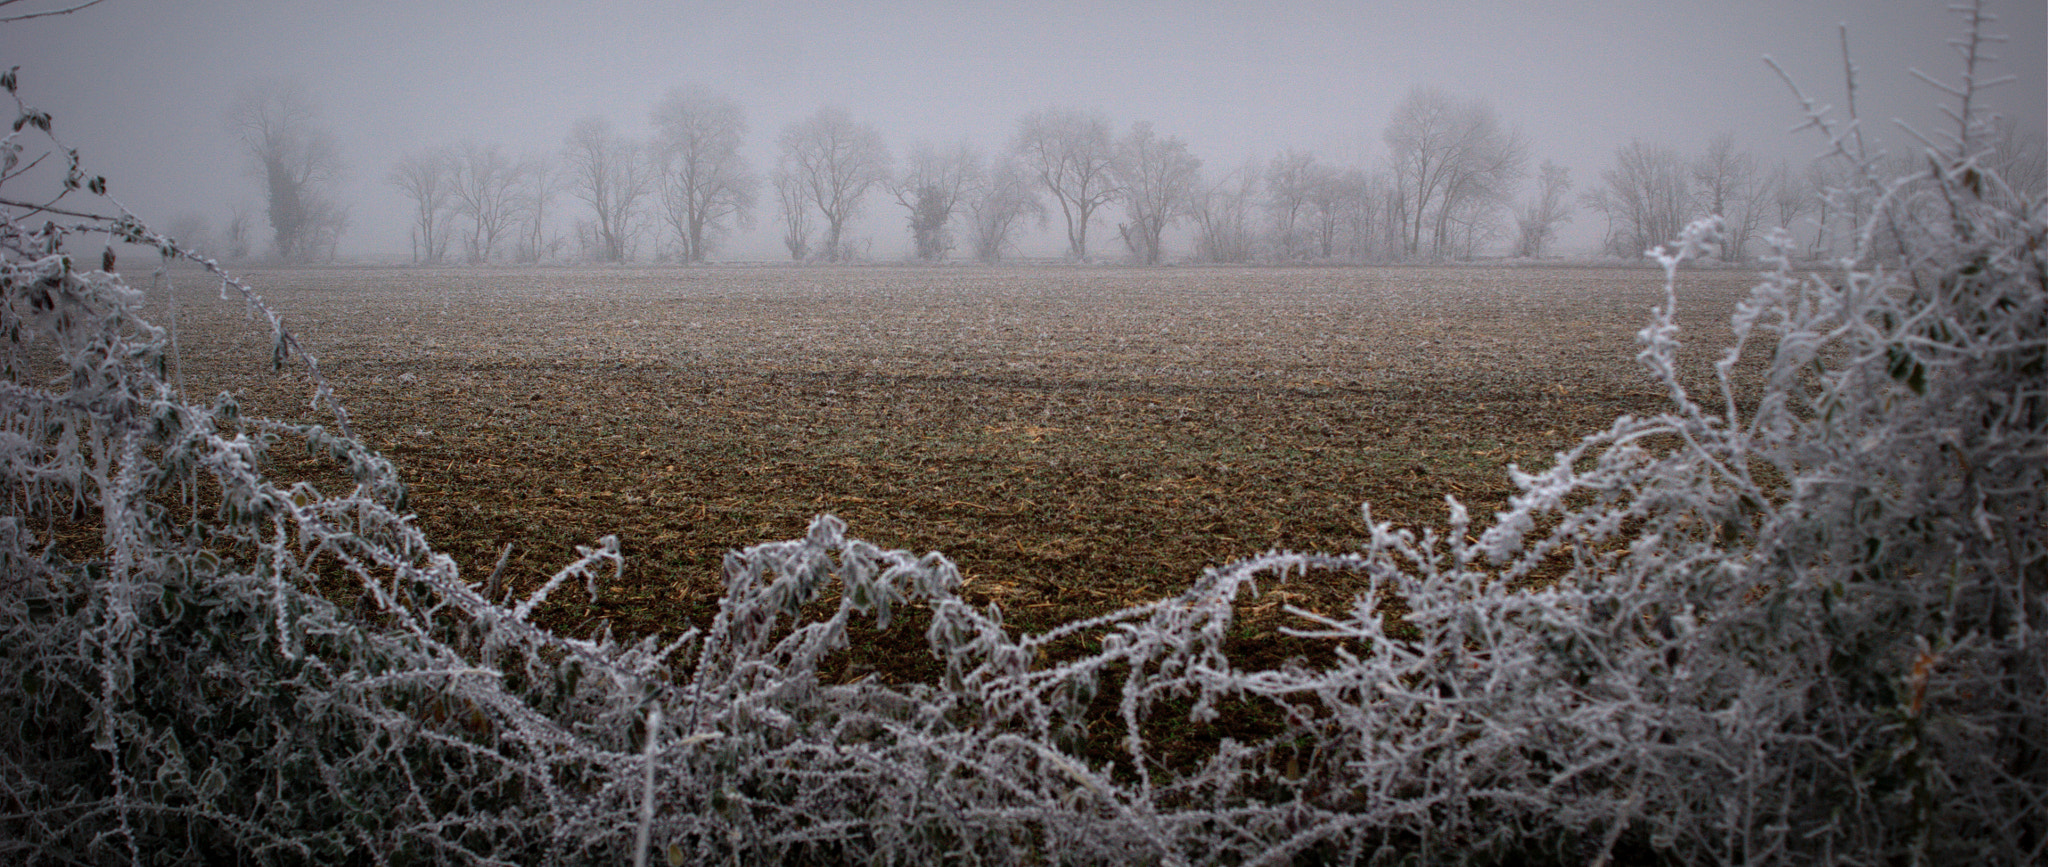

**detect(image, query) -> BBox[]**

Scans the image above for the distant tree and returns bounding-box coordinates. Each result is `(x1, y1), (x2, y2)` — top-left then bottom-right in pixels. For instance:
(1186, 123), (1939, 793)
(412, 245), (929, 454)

(1190, 159), (1259, 263)
(224, 205), (252, 261)
(388, 147), (454, 264)
(1362, 169), (1405, 261)
(310, 201), (348, 261)
(512, 154), (562, 263)
(650, 86), (756, 263)
(1442, 195), (1509, 259)
(777, 106), (889, 263)
(1579, 187), (1616, 257)
(224, 80), (345, 263)
(162, 212), (213, 257)
(1110, 122), (1200, 265)
(891, 142), (978, 261)
(1012, 107), (1118, 261)
(1803, 160), (1864, 259)
(1264, 150), (1322, 260)
(1584, 140), (1696, 258)
(1262, 155), (1376, 261)
(1512, 160), (1573, 258)
(1762, 161), (1816, 255)
(1383, 86), (1526, 259)
(1984, 116), (2047, 200)
(450, 143), (521, 264)
(562, 116), (651, 263)
(1302, 162), (1368, 258)
(570, 220), (597, 261)
(1691, 133), (1766, 260)
(963, 155), (1043, 264)
(772, 160), (813, 261)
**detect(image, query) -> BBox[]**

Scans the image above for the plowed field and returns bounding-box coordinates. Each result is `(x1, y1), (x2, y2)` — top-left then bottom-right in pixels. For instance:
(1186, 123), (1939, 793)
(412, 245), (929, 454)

(152, 263), (1762, 677)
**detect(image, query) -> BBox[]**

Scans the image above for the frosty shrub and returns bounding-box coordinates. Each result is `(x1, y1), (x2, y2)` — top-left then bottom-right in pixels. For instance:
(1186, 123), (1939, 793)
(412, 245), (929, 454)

(2, 8), (2043, 863)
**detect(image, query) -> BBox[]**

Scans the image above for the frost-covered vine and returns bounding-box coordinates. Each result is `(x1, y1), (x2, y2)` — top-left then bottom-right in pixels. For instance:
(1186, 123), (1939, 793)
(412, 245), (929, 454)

(2, 5), (2043, 864)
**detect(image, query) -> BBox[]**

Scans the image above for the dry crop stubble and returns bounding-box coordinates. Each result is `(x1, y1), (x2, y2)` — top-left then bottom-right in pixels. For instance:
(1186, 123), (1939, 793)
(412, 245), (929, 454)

(148, 263), (1761, 678)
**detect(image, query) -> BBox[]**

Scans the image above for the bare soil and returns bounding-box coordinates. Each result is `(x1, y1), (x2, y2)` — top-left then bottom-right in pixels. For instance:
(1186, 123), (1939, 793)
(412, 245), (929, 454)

(148, 263), (1761, 679)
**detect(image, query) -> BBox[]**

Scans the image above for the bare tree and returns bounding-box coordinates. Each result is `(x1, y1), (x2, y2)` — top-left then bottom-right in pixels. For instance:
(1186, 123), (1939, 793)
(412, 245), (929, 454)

(1190, 159), (1259, 263)
(224, 205), (252, 261)
(891, 142), (978, 261)
(1691, 133), (1767, 260)
(387, 147), (453, 264)
(1762, 161), (1816, 255)
(651, 86), (756, 263)
(1307, 167), (1376, 260)
(512, 154), (562, 263)
(1013, 107), (1117, 261)
(1264, 150), (1327, 260)
(1582, 139), (1693, 258)
(1264, 153), (1371, 261)
(963, 156), (1043, 264)
(1984, 116), (2047, 201)
(778, 106), (889, 263)
(1322, 168), (1388, 262)
(772, 160), (813, 261)
(562, 116), (651, 263)
(1444, 195), (1511, 259)
(1802, 159), (1874, 259)
(224, 80), (345, 263)
(1512, 160), (1573, 258)
(309, 200), (349, 261)
(450, 143), (521, 264)
(1383, 86), (1526, 259)
(163, 212), (213, 257)
(1111, 122), (1200, 265)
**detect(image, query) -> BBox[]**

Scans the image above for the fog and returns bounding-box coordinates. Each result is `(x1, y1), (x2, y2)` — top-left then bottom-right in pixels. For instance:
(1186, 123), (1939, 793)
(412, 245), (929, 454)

(2, 0), (2042, 261)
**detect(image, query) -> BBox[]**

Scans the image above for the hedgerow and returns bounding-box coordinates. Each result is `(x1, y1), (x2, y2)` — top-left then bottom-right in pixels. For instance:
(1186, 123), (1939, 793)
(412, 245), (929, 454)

(2, 6), (2042, 864)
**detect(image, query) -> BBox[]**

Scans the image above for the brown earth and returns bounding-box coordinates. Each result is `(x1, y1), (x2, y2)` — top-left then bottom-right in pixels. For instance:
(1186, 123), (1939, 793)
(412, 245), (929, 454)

(146, 263), (1763, 681)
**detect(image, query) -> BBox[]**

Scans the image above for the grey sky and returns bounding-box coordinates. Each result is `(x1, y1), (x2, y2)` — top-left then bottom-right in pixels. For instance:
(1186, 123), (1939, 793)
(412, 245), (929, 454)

(3, 0), (2042, 260)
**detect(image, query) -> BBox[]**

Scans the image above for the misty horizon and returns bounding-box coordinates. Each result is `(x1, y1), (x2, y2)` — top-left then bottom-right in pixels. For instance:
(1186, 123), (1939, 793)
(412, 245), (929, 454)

(2, 0), (2042, 263)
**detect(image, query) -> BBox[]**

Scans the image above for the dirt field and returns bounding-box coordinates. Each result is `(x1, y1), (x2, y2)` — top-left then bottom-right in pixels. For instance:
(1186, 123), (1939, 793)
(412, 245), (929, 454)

(149, 263), (1762, 675)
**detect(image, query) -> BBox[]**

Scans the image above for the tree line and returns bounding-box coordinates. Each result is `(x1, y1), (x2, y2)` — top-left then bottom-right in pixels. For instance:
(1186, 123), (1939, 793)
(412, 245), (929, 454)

(212, 80), (2046, 266)
(1585, 123), (2046, 261)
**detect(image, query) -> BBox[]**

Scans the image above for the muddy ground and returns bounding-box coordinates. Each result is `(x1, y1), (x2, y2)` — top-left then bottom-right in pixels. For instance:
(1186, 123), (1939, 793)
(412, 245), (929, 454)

(150, 263), (1763, 679)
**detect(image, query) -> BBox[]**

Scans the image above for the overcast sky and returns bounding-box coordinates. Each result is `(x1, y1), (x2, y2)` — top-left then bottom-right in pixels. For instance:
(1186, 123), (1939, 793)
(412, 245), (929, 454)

(3, 0), (2042, 260)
